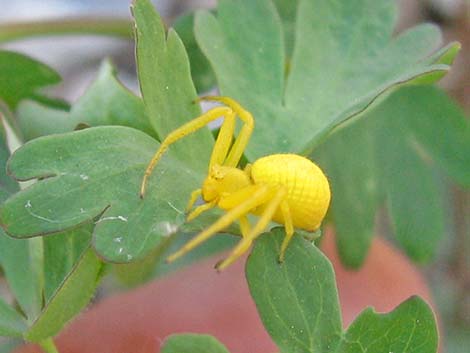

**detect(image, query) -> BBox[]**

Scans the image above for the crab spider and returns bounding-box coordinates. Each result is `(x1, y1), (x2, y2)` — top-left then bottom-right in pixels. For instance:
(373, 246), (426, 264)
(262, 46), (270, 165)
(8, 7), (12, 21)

(140, 96), (330, 270)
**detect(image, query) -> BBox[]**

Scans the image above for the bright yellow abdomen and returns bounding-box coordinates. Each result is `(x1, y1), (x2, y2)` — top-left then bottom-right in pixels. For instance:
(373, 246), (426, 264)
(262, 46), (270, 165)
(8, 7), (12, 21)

(250, 154), (330, 231)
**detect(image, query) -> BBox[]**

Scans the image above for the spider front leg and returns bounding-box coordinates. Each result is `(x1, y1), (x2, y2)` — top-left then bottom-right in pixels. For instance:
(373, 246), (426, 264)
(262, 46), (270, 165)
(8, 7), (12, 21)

(166, 185), (271, 264)
(199, 96), (254, 168)
(140, 106), (233, 198)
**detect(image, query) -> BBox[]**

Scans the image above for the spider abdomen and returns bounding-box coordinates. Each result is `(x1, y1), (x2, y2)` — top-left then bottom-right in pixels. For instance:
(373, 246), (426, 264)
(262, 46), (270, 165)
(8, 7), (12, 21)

(250, 154), (330, 231)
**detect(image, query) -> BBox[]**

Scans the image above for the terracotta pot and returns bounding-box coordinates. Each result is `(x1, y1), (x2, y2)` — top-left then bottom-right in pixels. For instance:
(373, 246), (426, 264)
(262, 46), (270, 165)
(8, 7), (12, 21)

(16, 231), (433, 353)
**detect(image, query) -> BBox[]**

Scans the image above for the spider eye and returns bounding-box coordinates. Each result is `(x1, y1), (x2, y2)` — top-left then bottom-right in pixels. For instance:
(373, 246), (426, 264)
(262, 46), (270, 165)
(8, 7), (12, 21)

(210, 166), (224, 180)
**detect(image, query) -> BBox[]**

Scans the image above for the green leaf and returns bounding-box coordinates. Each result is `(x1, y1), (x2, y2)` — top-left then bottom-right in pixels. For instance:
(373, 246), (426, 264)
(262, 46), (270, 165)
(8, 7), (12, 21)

(161, 334), (230, 353)
(336, 297), (438, 353)
(0, 126), (203, 262)
(43, 225), (93, 301)
(0, 298), (27, 337)
(24, 248), (102, 342)
(246, 230), (439, 353)
(173, 13), (216, 93)
(17, 60), (153, 141)
(314, 115), (381, 268)
(246, 228), (343, 353)
(195, 0), (457, 160)
(374, 88), (459, 263)
(0, 50), (61, 109)
(132, 0), (213, 172)
(311, 85), (468, 266)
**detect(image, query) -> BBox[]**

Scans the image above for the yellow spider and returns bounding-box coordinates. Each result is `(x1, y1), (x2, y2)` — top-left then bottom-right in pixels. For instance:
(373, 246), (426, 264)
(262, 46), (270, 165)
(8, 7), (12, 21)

(140, 96), (330, 270)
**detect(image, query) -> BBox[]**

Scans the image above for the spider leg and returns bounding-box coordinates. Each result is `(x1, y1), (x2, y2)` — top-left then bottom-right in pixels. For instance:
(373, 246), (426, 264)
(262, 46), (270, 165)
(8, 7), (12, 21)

(279, 200), (294, 263)
(216, 187), (287, 271)
(209, 109), (236, 169)
(186, 200), (217, 222)
(166, 185), (272, 263)
(140, 106), (232, 198)
(199, 96), (254, 167)
(239, 215), (251, 237)
(186, 189), (202, 212)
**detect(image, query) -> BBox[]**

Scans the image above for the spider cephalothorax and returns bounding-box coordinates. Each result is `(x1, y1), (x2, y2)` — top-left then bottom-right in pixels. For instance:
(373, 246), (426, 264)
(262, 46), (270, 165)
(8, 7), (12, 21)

(140, 96), (330, 270)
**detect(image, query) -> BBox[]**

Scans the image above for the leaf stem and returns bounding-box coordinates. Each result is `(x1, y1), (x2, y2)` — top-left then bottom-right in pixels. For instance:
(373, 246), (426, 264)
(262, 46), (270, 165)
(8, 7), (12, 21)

(0, 18), (134, 43)
(39, 338), (60, 353)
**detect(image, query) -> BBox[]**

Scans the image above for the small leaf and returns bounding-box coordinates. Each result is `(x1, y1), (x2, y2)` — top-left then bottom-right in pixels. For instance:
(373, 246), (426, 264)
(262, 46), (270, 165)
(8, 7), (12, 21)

(0, 50), (61, 109)
(195, 0), (457, 160)
(161, 334), (230, 353)
(24, 248), (102, 342)
(0, 298), (27, 337)
(336, 296), (438, 353)
(0, 126), (203, 262)
(246, 228), (343, 353)
(17, 60), (153, 141)
(132, 0), (213, 173)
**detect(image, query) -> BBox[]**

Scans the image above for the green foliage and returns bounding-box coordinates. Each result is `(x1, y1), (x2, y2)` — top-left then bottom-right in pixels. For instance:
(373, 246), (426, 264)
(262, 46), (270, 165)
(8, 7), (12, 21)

(0, 0), (463, 351)
(132, 0), (213, 172)
(335, 297), (437, 353)
(17, 60), (154, 141)
(0, 123), (102, 344)
(173, 13), (216, 93)
(161, 334), (230, 353)
(24, 248), (101, 341)
(247, 228), (342, 353)
(0, 126), (203, 261)
(194, 0), (458, 160)
(0, 299), (27, 337)
(246, 230), (438, 353)
(0, 50), (61, 110)
(315, 86), (470, 267)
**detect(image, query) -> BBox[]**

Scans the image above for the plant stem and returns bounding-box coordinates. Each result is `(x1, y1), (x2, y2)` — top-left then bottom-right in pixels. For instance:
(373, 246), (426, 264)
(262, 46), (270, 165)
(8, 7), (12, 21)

(0, 18), (134, 43)
(39, 338), (60, 353)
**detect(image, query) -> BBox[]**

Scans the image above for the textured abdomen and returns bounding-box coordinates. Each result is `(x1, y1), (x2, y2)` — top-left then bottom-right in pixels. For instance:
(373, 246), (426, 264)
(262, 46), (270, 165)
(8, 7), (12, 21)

(250, 154), (330, 230)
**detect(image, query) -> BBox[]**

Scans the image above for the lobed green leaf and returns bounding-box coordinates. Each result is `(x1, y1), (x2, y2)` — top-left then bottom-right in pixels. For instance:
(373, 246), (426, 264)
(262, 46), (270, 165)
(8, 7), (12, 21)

(336, 297), (438, 353)
(0, 126), (203, 262)
(313, 85), (468, 266)
(132, 0), (213, 173)
(195, 0), (458, 160)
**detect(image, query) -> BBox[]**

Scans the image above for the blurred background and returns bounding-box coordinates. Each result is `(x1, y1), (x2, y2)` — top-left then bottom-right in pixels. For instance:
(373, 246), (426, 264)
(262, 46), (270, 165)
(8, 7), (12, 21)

(0, 0), (468, 352)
